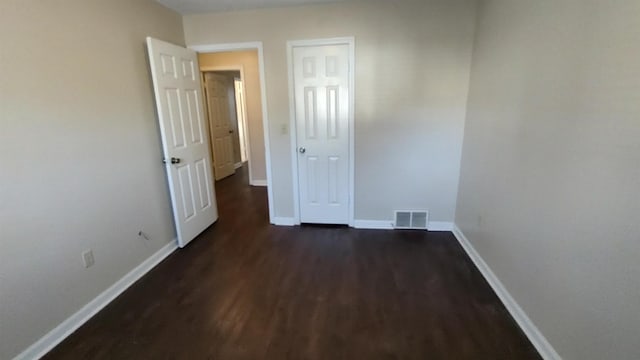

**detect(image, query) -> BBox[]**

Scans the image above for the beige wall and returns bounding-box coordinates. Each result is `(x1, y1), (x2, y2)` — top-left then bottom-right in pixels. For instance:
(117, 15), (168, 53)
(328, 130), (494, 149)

(199, 51), (266, 182)
(0, 1), (184, 358)
(456, 0), (640, 359)
(185, 0), (477, 221)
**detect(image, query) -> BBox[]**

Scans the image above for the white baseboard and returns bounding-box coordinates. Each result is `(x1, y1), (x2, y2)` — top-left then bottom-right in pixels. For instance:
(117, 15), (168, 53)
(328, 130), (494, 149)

(250, 179), (267, 187)
(353, 220), (394, 229)
(234, 162), (243, 169)
(428, 221), (453, 231)
(452, 225), (561, 360)
(271, 217), (296, 226)
(13, 240), (178, 360)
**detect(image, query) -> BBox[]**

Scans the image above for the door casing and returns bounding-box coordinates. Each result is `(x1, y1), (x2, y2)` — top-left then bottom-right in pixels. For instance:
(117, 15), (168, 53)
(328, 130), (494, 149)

(287, 37), (355, 226)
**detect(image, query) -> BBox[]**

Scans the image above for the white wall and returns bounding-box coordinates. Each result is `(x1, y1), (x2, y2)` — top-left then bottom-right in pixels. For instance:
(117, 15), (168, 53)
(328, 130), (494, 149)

(456, 0), (640, 359)
(0, 1), (184, 358)
(184, 0), (477, 222)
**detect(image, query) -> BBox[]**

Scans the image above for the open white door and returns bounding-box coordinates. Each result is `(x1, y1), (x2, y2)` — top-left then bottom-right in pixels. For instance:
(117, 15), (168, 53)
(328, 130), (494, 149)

(146, 37), (218, 247)
(204, 72), (236, 180)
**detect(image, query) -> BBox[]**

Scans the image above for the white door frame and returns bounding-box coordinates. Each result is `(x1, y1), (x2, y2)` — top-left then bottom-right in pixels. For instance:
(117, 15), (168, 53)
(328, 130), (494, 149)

(287, 37), (355, 226)
(201, 65), (252, 180)
(190, 42), (275, 224)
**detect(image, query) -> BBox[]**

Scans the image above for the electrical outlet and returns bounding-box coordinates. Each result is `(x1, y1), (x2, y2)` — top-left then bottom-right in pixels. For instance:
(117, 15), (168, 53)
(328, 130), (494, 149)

(82, 250), (95, 268)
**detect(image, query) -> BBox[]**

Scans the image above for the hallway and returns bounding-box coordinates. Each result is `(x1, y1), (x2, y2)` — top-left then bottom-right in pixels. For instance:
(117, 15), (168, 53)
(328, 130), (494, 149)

(44, 166), (540, 359)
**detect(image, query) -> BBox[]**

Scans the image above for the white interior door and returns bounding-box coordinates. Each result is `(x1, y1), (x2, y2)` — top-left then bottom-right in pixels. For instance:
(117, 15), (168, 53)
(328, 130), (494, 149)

(204, 73), (236, 180)
(146, 37), (218, 248)
(293, 44), (351, 224)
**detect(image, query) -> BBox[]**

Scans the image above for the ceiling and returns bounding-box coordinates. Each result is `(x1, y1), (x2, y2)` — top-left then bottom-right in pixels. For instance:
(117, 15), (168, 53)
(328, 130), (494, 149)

(156, 0), (351, 14)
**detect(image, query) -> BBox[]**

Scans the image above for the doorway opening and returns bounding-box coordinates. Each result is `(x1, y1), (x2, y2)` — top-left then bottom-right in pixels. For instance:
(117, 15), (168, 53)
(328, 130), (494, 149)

(192, 43), (275, 224)
(202, 69), (249, 182)
(147, 39), (275, 247)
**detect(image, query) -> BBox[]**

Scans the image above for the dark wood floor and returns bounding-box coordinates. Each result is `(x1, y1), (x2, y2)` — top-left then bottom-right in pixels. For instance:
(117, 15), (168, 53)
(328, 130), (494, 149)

(45, 165), (540, 360)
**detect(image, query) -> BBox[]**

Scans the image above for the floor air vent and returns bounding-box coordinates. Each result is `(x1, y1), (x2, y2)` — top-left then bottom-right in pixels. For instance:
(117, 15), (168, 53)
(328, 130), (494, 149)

(394, 210), (429, 230)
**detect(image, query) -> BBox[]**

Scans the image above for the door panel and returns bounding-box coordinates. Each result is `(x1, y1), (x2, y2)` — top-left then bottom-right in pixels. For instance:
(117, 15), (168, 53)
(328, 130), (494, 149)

(146, 37), (218, 248)
(177, 164), (196, 220)
(204, 73), (236, 180)
(293, 44), (350, 224)
(185, 89), (203, 144)
(307, 156), (319, 204)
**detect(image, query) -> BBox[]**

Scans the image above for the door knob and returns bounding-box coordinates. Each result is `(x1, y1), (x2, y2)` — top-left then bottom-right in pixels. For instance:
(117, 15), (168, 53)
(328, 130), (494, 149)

(299, 147), (306, 154)
(163, 157), (181, 164)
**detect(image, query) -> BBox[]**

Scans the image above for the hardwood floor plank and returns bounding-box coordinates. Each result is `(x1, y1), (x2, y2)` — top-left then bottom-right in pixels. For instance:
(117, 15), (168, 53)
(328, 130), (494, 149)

(43, 165), (541, 359)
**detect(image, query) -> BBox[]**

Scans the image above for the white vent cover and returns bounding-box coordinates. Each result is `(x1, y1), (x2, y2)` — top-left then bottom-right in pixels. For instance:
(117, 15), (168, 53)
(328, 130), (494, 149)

(394, 210), (429, 230)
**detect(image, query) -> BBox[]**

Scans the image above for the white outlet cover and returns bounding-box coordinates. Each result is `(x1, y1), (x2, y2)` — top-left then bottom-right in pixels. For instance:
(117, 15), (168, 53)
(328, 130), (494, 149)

(82, 250), (95, 268)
